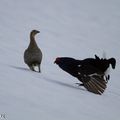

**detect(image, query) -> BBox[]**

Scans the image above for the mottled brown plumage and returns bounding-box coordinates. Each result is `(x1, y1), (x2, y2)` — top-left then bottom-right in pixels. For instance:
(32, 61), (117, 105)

(24, 30), (42, 72)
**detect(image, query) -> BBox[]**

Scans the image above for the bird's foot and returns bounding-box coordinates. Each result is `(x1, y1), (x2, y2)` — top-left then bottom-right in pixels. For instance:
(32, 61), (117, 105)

(75, 83), (84, 86)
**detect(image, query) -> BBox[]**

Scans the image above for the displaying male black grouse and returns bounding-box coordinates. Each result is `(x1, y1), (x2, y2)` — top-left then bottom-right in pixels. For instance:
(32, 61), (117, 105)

(54, 55), (116, 95)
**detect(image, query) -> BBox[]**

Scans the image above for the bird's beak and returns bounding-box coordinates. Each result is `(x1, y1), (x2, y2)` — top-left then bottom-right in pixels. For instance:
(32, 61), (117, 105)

(54, 60), (56, 64)
(54, 57), (60, 64)
(37, 30), (40, 33)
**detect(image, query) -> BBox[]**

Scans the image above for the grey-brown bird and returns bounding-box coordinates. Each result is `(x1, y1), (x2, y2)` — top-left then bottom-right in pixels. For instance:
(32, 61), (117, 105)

(24, 30), (42, 72)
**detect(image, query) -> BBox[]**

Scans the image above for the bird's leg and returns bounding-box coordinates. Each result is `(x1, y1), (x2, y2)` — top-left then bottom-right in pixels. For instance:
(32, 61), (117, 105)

(105, 75), (110, 81)
(75, 73), (86, 86)
(30, 63), (40, 73)
(38, 65), (41, 73)
(29, 64), (35, 71)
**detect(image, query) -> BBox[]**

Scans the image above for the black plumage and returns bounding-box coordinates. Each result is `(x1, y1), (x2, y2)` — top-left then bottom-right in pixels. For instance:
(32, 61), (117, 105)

(54, 55), (116, 95)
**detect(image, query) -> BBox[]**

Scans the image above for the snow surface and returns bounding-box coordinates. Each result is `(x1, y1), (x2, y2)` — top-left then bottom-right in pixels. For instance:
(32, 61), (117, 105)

(0, 0), (120, 120)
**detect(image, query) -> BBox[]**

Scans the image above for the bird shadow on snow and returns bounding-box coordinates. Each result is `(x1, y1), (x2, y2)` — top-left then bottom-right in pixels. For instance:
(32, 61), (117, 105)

(42, 76), (86, 92)
(8, 65), (120, 96)
(9, 65), (86, 92)
(9, 65), (31, 72)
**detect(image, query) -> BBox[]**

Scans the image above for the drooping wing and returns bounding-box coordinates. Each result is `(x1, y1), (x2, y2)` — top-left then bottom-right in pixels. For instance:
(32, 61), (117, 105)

(82, 74), (107, 95)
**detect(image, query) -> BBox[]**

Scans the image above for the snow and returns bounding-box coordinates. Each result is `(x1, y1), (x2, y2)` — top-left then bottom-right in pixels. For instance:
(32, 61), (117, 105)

(0, 0), (120, 120)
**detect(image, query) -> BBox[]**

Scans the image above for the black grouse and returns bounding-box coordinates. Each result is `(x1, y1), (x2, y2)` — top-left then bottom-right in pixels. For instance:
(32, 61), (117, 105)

(24, 30), (43, 72)
(54, 55), (116, 95)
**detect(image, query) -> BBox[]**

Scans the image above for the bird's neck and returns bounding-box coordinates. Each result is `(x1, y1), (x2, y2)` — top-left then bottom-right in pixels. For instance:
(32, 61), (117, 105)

(28, 34), (38, 49)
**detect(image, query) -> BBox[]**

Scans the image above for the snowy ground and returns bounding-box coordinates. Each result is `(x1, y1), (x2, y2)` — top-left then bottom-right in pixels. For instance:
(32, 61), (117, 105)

(0, 0), (120, 120)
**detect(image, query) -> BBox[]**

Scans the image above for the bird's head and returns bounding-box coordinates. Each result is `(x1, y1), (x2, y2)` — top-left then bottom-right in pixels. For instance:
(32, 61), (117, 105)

(30, 29), (40, 37)
(54, 57), (76, 65)
(54, 57), (61, 64)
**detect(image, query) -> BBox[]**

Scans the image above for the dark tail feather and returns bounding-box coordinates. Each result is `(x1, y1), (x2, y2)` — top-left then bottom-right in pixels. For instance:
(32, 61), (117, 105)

(95, 54), (100, 60)
(109, 58), (116, 69)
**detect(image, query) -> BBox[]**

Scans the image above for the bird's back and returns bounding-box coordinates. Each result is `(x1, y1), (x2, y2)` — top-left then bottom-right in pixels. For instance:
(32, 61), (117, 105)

(24, 47), (42, 65)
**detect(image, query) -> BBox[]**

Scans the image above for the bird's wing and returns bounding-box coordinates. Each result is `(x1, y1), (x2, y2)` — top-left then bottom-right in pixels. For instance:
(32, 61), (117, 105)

(82, 74), (107, 95)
